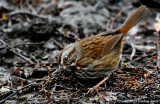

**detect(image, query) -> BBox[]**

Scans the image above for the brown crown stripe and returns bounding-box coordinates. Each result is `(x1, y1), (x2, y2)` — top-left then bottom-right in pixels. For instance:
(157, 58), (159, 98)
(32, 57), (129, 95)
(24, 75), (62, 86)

(57, 50), (63, 65)
(68, 47), (76, 58)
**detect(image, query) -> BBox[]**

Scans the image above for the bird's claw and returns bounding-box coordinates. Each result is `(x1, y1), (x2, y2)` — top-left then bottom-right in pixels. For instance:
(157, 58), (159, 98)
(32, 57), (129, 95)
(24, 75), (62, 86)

(87, 86), (99, 95)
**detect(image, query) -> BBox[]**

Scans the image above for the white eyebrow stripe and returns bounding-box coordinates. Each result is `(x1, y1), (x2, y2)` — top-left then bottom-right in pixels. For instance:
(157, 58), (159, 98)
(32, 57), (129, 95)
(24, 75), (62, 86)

(61, 45), (74, 65)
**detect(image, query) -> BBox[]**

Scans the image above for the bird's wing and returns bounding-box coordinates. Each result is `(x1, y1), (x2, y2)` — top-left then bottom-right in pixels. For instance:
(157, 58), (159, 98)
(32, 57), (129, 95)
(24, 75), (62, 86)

(100, 33), (123, 57)
(76, 32), (123, 66)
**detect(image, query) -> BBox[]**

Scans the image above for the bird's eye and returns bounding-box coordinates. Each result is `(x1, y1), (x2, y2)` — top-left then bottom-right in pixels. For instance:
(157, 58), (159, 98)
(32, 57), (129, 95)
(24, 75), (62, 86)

(63, 57), (69, 63)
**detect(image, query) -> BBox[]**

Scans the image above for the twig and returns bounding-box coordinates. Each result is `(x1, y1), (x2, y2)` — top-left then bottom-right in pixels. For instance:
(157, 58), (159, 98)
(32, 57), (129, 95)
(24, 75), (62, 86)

(109, 10), (121, 29)
(52, 39), (64, 49)
(128, 38), (136, 60)
(143, 56), (157, 71)
(12, 42), (45, 47)
(9, 46), (34, 64)
(0, 39), (34, 64)
(10, 11), (48, 20)
(157, 31), (160, 69)
(128, 51), (156, 65)
(0, 82), (35, 103)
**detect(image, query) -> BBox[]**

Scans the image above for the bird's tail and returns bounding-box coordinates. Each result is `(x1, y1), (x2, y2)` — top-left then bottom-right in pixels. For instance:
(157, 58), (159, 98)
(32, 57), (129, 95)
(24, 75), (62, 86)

(119, 5), (149, 36)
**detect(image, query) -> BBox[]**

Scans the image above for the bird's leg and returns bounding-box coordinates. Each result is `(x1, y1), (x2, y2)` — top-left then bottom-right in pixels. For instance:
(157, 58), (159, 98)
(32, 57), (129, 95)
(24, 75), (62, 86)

(87, 75), (110, 94)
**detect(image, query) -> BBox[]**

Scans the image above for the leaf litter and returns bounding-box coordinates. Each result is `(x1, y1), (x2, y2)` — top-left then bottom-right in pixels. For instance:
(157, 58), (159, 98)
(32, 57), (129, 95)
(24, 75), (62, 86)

(0, 0), (159, 103)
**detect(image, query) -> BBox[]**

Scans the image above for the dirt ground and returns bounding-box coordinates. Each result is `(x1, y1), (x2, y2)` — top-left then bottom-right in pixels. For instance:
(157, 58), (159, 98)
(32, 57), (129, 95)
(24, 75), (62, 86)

(0, 0), (160, 104)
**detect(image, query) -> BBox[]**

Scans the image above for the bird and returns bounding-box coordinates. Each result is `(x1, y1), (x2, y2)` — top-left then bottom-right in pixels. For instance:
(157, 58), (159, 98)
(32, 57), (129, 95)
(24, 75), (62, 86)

(57, 5), (149, 80)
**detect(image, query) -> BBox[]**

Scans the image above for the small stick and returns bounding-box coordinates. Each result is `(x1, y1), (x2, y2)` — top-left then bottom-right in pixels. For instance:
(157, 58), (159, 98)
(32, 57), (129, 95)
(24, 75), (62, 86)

(52, 39), (64, 49)
(12, 42), (44, 47)
(0, 39), (34, 64)
(110, 10), (122, 29)
(0, 82), (35, 103)
(157, 32), (160, 69)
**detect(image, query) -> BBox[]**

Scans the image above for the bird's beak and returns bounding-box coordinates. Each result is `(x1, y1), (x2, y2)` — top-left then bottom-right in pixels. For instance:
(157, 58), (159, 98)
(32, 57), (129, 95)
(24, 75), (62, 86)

(59, 64), (65, 71)
(53, 65), (64, 74)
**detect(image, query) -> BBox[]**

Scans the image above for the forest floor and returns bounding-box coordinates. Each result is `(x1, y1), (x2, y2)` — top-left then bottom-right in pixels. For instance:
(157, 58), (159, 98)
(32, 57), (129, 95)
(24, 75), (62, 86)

(0, 0), (160, 103)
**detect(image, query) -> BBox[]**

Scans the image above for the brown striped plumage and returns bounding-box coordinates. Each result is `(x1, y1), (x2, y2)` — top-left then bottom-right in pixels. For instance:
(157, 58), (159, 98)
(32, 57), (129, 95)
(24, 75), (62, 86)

(58, 5), (148, 79)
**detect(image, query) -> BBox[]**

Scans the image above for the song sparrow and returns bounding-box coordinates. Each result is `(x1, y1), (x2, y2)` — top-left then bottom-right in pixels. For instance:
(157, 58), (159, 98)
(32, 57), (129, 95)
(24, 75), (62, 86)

(58, 5), (148, 80)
